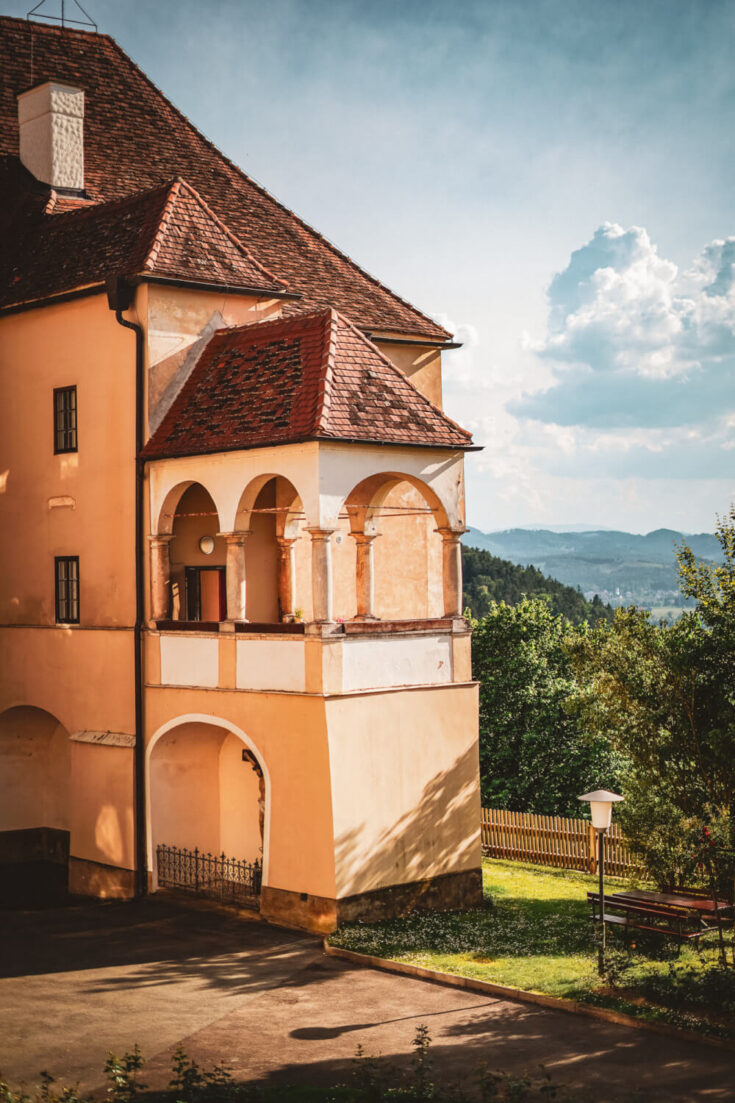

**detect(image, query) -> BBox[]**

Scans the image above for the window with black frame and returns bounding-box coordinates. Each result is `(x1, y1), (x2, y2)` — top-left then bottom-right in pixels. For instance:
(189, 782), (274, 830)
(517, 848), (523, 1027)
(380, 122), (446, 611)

(54, 386), (78, 453)
(55, 556), (80, 623)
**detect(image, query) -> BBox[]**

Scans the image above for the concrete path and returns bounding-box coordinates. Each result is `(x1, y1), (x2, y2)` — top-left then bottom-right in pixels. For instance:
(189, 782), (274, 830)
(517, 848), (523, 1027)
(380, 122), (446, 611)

(1, 896), (734, 1101)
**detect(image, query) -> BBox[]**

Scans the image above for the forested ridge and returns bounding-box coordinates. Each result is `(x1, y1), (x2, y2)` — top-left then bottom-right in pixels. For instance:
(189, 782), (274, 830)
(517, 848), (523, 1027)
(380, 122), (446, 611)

(462, 544), (613, 624)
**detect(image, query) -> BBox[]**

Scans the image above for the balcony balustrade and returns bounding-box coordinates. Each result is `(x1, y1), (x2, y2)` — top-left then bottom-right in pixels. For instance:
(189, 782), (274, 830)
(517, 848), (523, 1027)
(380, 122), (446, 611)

(149, 617), (470, 695)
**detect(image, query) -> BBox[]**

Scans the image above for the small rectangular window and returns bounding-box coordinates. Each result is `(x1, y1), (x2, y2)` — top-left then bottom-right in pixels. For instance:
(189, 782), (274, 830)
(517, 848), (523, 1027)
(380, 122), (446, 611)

(55, 556), (80, 624)
(54, 386), (77, 453)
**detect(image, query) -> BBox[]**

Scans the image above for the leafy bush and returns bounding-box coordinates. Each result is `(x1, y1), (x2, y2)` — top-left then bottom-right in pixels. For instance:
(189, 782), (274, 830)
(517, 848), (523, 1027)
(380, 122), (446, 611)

(0, 1031), (590, 1103)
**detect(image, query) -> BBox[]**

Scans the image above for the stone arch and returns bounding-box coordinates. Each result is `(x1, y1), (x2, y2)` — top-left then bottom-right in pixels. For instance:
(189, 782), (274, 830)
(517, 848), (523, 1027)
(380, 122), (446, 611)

(146, 714), (271, 889)
(340, 472), (454, 621)
(235, 473), (305, 538)
(156, 479), (222, 536)
(0, 706), (71, 903)
(343, 471), (451, 535)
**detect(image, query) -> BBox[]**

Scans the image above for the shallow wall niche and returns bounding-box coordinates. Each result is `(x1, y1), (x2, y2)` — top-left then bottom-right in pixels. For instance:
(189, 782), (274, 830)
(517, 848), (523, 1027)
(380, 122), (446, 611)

(0, 706), (70, 834)
(0, 706), (71, 903)
(149, 722), (263, 865)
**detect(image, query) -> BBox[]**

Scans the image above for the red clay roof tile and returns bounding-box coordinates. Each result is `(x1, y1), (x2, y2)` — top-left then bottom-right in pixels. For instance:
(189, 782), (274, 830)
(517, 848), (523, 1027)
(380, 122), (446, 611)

(0, 16), (450, 340)
(141, 308), (473, 459)
(0, 176), (285, 309)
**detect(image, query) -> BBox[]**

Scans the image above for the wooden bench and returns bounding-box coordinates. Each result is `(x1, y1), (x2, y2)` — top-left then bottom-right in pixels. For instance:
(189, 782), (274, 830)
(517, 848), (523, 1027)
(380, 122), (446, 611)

(587, 891), (706, 942)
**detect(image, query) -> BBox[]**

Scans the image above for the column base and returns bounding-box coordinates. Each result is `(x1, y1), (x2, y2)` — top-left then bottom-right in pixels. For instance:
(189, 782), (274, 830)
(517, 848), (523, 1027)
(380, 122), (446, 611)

(305, 621), (342, 637)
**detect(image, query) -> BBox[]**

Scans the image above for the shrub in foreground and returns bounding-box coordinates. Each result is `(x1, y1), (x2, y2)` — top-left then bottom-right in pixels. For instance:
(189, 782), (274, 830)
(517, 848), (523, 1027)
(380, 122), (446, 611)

(0, 1030), (594, 1103)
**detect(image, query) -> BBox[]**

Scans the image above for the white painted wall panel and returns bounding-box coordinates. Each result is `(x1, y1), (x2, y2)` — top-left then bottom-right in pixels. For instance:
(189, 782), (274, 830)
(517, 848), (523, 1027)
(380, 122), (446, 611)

(236, 639), (305, 692)
(341, 635), (452, 692)
(160, 635), (219, 688)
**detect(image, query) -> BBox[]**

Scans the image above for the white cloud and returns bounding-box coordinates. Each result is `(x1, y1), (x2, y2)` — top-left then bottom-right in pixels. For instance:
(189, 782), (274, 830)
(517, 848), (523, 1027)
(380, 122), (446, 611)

(513, 223), (735, 429)
(434, 228), (735, 533)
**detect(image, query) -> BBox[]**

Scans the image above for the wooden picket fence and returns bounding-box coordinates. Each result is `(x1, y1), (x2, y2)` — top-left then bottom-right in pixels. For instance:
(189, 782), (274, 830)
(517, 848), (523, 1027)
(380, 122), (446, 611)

(481, 807), (646, 877)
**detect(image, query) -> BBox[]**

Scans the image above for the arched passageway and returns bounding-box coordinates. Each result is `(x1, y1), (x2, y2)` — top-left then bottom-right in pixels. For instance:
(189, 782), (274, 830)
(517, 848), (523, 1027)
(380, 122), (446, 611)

(0, 706), (71, 903)
(148, 719), (266, 905)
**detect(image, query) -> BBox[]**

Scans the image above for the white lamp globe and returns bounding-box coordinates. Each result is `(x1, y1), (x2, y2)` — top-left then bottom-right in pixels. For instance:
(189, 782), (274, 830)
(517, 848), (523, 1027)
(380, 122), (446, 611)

(578, 789), (623, 831)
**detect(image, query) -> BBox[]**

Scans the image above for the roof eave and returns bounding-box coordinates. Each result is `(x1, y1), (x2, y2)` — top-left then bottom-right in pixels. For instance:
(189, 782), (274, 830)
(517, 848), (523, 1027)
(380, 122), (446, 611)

(137, 274), (300, 301)
(140, 435), (480, 462)
(0, 281), (105, 317)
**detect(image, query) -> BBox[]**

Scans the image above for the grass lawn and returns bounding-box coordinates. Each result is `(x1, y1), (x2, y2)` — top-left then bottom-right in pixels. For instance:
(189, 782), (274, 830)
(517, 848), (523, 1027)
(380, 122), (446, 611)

(329, 859), (735, 1041)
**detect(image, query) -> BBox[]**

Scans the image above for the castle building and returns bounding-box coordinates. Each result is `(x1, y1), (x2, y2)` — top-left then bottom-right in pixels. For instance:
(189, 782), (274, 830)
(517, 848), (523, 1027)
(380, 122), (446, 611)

(0, 15), (482, 932)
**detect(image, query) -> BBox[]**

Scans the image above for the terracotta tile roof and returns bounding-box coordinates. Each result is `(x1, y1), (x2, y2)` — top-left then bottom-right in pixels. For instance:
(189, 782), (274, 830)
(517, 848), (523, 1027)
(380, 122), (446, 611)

(0, 176), (285, 310)
(0, 16), (450, 340)
(141, 308), (474, 459)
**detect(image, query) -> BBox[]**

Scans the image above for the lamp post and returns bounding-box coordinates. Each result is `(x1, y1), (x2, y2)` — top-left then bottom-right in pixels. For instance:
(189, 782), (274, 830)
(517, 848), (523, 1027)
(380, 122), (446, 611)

(578, 789), (624, 975)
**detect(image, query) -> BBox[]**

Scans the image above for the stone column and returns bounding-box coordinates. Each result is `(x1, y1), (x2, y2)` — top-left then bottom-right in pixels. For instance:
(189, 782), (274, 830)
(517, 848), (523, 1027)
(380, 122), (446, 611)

(149, 535), (173, 622)
(276, 536), (297, 621)
(221, 531), (250, 622)
(352, 532), (378, 621)
(307, 528), (335, 624)
(438, 528), (464, 618)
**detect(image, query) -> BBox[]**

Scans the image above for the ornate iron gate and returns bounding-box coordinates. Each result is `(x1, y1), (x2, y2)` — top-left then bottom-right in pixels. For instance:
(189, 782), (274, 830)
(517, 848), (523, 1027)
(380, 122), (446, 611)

(156, 845), (262, 907)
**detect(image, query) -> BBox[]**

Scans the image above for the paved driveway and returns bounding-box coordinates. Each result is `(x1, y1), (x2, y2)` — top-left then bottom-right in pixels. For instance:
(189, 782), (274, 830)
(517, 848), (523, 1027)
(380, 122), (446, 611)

(1, 896), (734, 1101)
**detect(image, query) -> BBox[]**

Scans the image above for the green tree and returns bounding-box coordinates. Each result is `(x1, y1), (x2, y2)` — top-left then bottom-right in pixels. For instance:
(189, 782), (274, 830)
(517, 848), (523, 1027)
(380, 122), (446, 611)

(568, 509), (735, 944)
(471, 597), (620, 816)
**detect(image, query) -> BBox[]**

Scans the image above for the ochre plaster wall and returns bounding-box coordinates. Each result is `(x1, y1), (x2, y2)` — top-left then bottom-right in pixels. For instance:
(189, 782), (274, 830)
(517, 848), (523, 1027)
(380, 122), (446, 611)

(218, 731), (263, 863)
(371, 484), (443, 620)
(325, 682), (481, 898)
(69, 742), (134, 871)
(373, 340), (444, 409)
(150, 724), (223, 854)
(145, 687), (337, 899)
(143, 284), (283, 436)
(245, 482), (279, 622)
(0, 626), (134, 735)
(0, 707), (70, 832)
(0, 294), (136, 627)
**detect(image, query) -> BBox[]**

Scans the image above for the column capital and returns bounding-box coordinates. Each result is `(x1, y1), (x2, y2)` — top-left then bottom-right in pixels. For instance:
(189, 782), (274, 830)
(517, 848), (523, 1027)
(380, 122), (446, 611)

(276, 535), (299, 549)
(435, 527), (467, 542)
(218, 530), (251, 546)
(306, 527), (336, 540)
(351, 531), (379, 546)
(149, 533), (174, 546)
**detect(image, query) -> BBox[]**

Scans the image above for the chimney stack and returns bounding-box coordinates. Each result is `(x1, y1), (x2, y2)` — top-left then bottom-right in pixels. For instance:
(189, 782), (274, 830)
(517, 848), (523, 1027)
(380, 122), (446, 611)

(17, 80), (85, 192)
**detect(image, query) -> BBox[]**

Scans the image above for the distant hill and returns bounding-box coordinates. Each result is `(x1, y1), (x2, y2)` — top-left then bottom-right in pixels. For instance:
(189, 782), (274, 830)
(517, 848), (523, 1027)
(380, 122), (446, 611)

(463, 527), (720, 609)
(462, 545), (613, 624)
(517, 523), (615, 533)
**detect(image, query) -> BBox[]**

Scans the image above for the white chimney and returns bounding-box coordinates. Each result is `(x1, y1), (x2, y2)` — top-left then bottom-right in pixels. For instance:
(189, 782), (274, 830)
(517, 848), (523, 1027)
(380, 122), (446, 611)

(17, 80), (85, 191)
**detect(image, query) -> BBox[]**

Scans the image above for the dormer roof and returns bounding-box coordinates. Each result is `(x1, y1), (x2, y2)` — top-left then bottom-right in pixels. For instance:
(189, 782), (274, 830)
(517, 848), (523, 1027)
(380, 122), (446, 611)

(141, 308), (475, 460)
(0, 177), (286, 310)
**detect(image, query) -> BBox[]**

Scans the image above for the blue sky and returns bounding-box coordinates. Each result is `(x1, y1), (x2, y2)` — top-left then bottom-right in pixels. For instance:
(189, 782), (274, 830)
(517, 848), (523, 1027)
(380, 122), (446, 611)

(13, 0), (735, 532)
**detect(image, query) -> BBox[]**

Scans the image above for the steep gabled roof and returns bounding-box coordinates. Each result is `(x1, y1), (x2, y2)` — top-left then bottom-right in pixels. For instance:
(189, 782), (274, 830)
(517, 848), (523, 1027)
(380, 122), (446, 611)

(141, 308), (474, 459)
(0, 16), (450, 340)
(0, 177), (286, 310)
